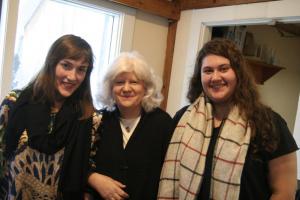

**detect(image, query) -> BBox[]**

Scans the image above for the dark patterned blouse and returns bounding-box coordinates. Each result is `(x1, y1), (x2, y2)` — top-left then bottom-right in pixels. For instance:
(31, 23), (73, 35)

(0, 91), (101, 200)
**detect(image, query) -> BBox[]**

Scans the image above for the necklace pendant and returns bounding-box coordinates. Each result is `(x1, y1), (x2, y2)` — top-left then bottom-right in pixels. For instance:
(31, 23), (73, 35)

(125, 126), (130, 132)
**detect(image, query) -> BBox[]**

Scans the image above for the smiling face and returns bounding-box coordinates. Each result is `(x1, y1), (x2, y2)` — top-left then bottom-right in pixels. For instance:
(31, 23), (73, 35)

(112, 72), (146, 118)
(201, 54), (237, 106)
(55, 57), (89, 100)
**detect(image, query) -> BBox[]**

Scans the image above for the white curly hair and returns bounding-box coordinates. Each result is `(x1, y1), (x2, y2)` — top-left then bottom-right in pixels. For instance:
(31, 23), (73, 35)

(99, 51), (163, 112)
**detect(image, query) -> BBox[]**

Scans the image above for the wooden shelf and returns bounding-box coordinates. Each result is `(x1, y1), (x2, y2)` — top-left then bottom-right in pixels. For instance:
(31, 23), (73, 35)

(246, 58), (285, 84)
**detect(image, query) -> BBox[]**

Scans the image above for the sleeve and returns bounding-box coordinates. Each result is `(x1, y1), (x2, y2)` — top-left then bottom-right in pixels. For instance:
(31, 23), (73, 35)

(0, 90), (21, 174)
(269, 112), (298, 160)
(158, 110), (174, 163)
(85, 111), (104, 196)
(87, 110), (106, 178)
(172, 105), (189, 127)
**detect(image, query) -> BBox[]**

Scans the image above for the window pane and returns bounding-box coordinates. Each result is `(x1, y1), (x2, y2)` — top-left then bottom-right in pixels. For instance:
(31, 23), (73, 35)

(13, 0), (122, 108)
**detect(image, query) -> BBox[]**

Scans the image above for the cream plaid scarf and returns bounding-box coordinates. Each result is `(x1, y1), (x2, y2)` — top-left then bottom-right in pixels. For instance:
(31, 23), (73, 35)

(158, 94), (251, 200)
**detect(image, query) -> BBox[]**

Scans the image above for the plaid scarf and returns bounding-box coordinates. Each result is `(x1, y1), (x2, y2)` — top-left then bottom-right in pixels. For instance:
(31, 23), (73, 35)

(158, 94), (251, 200)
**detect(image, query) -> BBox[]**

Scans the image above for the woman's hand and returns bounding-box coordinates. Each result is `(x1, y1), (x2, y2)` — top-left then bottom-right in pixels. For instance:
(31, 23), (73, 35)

(88, 173), (129, 200)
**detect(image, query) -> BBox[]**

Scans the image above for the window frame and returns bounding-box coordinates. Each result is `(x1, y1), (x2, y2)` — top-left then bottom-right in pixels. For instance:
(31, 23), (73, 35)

(0, 0), (136, 100)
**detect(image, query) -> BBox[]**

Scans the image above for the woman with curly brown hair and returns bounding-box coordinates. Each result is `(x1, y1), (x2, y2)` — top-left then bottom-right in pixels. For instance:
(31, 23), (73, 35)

(158, 38), (298, 200)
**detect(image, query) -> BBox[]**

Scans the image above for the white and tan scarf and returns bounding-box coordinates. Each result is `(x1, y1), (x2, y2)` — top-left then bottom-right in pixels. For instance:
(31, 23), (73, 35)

(157, 94), (251, 200)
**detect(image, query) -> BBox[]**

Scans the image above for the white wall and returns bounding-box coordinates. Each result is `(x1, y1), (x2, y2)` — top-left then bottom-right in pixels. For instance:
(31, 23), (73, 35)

(131, 11), (168, 79)
(165, 10), (204, 116)
(294, 95), (300, 136)
(294, 95), (300, 178)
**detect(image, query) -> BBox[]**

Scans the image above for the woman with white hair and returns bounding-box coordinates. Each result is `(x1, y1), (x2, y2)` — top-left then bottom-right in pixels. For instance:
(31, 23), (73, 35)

(86, 51), (173, 200)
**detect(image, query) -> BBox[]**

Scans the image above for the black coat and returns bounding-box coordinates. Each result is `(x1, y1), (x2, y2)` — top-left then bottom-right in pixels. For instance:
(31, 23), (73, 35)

(93, 107), (173, 200)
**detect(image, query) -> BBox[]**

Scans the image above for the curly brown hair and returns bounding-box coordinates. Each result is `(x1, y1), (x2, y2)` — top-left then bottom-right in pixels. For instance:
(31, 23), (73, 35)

(187, 38), (278, 153)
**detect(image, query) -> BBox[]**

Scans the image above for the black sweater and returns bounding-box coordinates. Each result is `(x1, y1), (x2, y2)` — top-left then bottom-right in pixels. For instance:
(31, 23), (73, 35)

(92, 108), (173, 200)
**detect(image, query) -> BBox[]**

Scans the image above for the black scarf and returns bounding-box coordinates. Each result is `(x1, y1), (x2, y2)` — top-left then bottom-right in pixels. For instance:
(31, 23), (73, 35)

(4, 88), (92, 199)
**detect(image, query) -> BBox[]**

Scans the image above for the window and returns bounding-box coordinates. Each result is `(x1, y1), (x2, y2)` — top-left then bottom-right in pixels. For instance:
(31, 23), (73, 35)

(14, 0), (121, 109)
(0, 0), (136, 108)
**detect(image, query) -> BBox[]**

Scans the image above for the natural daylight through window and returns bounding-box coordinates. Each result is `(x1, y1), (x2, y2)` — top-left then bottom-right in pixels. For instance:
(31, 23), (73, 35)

(12, 0), (122, 108)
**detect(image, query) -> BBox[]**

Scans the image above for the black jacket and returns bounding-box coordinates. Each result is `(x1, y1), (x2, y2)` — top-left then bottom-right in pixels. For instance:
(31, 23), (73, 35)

(92, 107), (173, 200)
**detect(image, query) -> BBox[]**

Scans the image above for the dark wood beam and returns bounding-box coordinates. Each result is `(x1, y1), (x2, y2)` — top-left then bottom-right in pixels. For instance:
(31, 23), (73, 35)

(109, 0), (180, 21)
(161, 21), (178, 110)
(180, 0), (279, 10)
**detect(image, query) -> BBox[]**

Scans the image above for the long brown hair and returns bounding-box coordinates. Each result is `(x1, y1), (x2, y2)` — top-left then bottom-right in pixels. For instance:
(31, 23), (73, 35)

(187, 38), (278, 153)
(29, 34), (94, 119)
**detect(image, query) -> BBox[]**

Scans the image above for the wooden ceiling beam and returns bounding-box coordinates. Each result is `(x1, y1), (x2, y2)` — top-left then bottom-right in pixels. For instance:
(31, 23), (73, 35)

(180, 0), (279, 10)
(109, 0), (180, 21)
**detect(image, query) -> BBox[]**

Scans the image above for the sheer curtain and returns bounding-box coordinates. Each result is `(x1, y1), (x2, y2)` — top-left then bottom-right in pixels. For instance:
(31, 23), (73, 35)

(13, 0), (122, 108)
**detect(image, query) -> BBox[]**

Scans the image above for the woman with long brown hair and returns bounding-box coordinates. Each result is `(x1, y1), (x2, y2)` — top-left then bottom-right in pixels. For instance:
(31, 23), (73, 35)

(0, 34), (100, 199)
(158, 38), (298, 200)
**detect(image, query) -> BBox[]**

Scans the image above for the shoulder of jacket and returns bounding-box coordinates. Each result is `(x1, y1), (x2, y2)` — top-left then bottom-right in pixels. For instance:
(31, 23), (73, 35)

(146, 107), (172, 121)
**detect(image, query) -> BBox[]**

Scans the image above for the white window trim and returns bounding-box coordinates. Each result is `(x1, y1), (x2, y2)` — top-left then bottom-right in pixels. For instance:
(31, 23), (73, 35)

(0, 0), (19, 101)
(0, 0), (136, 100)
